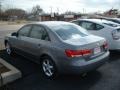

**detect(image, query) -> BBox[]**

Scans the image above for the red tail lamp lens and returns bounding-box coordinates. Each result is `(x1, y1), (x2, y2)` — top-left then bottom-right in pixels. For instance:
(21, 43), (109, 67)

(103, 41), (108, 49)
(65, 49), (92, 57)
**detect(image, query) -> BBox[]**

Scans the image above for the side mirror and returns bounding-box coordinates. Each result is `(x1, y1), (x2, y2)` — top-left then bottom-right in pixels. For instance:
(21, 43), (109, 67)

(11, 32), (18, 37)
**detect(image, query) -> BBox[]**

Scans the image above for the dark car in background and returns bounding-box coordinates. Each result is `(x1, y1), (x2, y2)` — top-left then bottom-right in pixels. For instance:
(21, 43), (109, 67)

(4, 21), (109, 78)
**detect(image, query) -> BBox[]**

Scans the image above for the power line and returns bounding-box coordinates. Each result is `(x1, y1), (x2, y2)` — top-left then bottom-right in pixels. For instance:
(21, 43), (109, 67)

(0, 1), (1, 12)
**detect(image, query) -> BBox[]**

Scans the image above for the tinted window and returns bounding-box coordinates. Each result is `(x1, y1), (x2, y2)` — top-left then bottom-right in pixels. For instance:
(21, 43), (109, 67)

(50, 24), (89, 40)
(30, 25), (49, 40)
(72, 21), (79, 25)
(80, 21), (104, 30)
(96, 24), (104, 30)
(18, 25), (31, 37)
(80, 21), (96, 30)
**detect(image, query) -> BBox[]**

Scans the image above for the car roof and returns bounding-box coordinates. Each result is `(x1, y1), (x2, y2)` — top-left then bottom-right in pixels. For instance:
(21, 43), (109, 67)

(99, 18), (120, 22)
(31, 21), (73, 27)
(106, 18), (120, 20)
(77, 19), (120, 26)
(77, 19), (114, 24)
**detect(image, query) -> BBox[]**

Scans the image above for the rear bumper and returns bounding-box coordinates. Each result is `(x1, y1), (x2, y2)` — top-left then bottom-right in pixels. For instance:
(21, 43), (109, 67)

(58, 51), (109, 74)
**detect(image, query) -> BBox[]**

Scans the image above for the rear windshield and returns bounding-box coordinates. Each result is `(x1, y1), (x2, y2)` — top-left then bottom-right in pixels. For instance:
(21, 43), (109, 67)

(50, 24), (89, 40)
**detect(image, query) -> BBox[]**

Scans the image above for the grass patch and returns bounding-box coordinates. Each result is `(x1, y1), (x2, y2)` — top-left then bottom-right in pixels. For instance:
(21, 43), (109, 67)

(0, 63), (10, 74)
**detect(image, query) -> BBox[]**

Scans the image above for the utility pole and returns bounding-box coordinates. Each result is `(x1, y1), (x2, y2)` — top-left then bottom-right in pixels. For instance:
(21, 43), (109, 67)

(0, 1), (1, 13)
(83, 8), (84, 14)
(50, 6), (53, 14)
(57, 7), (59, 14)
(0, 1), (2, 21)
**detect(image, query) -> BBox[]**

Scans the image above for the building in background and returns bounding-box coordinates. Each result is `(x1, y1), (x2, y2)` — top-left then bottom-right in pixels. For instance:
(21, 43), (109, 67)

(104, 9), (119, 17)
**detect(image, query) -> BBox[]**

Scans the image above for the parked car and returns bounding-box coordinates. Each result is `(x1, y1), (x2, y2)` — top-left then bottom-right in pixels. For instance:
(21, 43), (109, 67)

(4, 21), (109, 78)
(71, 19), (120, 50)
(100, 18), (120, 24)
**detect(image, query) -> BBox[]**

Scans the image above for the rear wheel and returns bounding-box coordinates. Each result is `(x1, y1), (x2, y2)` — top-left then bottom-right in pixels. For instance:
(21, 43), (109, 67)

(41, 56), (58, 79)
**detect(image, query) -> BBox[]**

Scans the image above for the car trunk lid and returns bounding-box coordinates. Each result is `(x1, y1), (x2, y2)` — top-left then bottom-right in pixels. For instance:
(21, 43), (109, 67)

(64, 35), (107, 60)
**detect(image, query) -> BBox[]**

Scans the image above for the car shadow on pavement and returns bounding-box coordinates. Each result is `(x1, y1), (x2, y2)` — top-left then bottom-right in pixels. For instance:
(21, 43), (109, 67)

(0, 50), (103, 90)
(51, 71), (102, 90)
(109, 50), (120, 63)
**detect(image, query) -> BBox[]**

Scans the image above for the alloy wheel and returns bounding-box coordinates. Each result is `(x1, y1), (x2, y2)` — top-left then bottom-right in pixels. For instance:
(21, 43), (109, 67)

(42, 59), (54, 77)
(5, 43), (11, 55)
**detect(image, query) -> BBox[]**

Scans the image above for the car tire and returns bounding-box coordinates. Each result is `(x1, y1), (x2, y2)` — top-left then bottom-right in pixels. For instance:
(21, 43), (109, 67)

(41, 56), (58, 79)
(5, 42), (14, 56)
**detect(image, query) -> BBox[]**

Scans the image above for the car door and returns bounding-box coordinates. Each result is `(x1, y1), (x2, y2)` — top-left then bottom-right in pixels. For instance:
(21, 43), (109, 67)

(21, 24), (51, 62)
(79, 21), (105, 36)
(10, 25), (32, 53)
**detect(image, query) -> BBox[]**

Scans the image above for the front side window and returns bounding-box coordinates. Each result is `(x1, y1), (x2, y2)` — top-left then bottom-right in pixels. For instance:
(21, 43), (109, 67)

(18, 25), (31, 37)
(29, 25), (49, 40)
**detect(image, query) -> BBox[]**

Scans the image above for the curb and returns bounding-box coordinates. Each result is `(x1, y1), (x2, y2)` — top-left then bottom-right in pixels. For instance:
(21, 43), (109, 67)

(0, 58), (22, 87)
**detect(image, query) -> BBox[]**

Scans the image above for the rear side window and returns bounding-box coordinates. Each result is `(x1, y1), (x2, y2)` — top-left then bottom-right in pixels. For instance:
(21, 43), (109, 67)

(72, 21), (79, 25)
(29, 25), (50, 41)
(96, 24), (104, 30)
(18, 25), (31, 37)
(80, 21), (104, 30)
(80, 21), (96, 30)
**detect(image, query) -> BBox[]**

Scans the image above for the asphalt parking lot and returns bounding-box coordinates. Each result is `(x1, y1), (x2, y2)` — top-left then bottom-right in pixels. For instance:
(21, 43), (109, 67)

(1, 25), (120, 90)
(1, 50), (120, 90)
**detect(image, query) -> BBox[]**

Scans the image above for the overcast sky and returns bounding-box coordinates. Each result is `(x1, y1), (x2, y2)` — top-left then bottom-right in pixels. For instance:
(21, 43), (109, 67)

(1, 0), (120, 13)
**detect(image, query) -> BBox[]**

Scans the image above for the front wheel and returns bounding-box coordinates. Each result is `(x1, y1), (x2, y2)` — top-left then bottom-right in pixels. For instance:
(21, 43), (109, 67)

(5, 42), (14, 56)
(41, 56), (58, 79)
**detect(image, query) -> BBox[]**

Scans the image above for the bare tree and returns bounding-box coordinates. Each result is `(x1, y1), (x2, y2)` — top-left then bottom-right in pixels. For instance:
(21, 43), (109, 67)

(31, 5), (43, 16)
(5, 8), (26, 19)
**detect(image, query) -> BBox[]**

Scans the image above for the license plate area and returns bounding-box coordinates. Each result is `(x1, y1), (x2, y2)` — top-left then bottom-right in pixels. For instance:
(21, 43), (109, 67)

(86, 47), (103, 61)
(94, 47), (101, 55)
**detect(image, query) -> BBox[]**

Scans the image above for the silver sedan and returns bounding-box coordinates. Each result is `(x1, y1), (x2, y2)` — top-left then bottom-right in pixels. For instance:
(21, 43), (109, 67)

(4, 21), (109, 78)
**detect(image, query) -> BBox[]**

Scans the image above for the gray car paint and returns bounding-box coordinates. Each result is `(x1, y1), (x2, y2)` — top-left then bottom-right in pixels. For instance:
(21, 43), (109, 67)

(5, 21), (109, 74)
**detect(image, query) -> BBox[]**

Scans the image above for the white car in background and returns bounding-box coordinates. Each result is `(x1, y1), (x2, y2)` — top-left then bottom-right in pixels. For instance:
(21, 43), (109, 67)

(100, 18), (120, 24)
(71, 19), (120, 50)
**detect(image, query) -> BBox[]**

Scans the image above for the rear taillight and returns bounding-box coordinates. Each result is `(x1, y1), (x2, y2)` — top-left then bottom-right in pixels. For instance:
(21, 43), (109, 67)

(103, 41), (108, 50)
(65, 49), (92, 57)
(112, 30), (120, 40)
